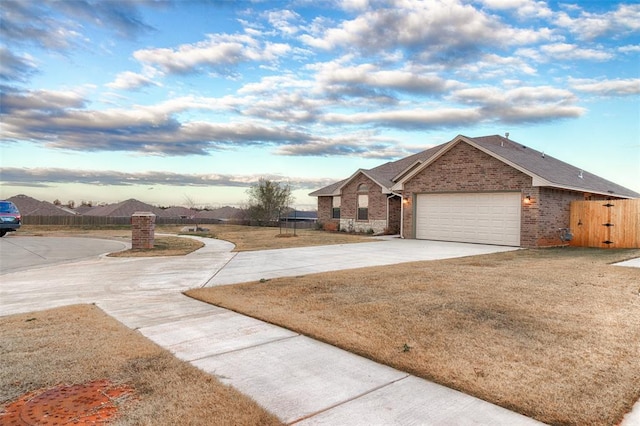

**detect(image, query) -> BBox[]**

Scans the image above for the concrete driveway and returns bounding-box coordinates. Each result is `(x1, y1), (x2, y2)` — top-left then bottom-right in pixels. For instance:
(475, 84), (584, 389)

(0, 235), (129, 274)
(206, 236), (519, 286)
(6, 235), (632, 425)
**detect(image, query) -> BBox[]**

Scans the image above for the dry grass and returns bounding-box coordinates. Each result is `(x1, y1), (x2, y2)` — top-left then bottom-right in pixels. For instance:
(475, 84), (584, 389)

(108, 236), (204, 257)
(188, 248), (640, 426)
(19, 225), (133, 240)
(0, 304), (282, 426)
(19, 224), (376, 252)
(171, 224), (376, 251)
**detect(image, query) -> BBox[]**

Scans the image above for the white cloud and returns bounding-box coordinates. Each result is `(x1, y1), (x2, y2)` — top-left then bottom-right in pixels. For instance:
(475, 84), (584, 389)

(540, 43), (613, 61)
(314, 62), (461, 94)
(300, 0), (554, 59)
(555, 4), (640, 40)
(456, 53), (537, 78)
(275, 136), (417, 159)
(619, 44), (640, 53)
(478, 0), (553, 18)
(323, 108), (484, 128)
(339, 0), (371, 12)
(0, 167), (332, 190)
(0, 88), (314, 155)
(133, 33), (291, 75)
(452, 85), (585, 122)
(266, 9), (302, 35)
(517, 43), (613, 62)
(106, 71), (159, 90)
(569, 78), (640, 96)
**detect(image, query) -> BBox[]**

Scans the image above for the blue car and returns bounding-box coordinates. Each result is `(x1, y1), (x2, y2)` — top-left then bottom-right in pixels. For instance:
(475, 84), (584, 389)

(0, 201), (21, 237)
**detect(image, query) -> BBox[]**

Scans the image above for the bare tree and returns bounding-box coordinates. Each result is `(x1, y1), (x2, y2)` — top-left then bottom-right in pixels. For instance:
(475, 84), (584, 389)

(245, 179), (293, 225)
(184, 194), (201, 231)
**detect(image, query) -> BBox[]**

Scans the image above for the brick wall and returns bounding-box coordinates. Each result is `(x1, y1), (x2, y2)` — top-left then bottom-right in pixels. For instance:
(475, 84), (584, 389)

(387, 196), (401, 234)
(131, 212), (155, 249)
(402, 142), (532, 240)
(340, 173), (389, 233)
(524, 188), (611, 247)
(317, 196), (335, 224)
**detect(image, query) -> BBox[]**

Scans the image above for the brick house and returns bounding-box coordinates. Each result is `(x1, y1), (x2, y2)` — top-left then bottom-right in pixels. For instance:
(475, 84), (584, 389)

(310, 134), (639, 248)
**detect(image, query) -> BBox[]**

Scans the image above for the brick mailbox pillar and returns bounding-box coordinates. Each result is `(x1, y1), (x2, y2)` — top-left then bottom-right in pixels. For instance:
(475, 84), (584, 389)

(131, 212), (156, 249)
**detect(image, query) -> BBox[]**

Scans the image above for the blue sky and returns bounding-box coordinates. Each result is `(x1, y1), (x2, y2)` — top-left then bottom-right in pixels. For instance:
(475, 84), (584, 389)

(1, 0), (638, 209)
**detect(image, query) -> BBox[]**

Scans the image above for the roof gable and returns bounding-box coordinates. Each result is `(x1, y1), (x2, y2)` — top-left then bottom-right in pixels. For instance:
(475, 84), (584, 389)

(85, 198), (164, 217)
(308, 145), (441, 197)
(337, 169), (388, 194)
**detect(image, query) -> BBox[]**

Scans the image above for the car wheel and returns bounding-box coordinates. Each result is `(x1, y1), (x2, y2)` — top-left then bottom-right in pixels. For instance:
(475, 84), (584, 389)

(0, 231), (6, 237)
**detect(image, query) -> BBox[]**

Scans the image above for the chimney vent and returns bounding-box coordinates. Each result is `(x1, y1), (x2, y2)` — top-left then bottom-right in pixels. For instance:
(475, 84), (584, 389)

(505, 132), (510, 139)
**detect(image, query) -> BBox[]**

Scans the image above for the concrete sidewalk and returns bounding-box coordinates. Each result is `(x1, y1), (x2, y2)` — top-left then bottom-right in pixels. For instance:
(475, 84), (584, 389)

(2, 235), (637, 425)
(615, 257), (640, 268)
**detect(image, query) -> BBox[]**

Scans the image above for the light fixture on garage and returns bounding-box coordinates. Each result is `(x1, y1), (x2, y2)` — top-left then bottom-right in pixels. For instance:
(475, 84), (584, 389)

(524, 195), (531, 204)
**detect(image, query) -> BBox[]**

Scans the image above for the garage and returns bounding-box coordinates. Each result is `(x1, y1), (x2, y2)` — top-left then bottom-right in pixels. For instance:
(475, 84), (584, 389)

(415, 192), (521, 246)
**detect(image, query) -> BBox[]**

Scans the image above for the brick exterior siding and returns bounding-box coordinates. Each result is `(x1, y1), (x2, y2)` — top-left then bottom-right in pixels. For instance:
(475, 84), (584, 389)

(401, 142), (617, 248)
(316, 173), (401, 234)
(403, 142), (532, 242)
(317, 196), (335, 224)
(315, 141), (624, 247)
(523, 188), (611, 247)
(387, 196), (401, 234)
(340, 173), (389, 233)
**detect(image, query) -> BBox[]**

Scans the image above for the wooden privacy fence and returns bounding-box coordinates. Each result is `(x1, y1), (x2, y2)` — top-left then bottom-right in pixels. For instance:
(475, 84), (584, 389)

(569, 199), (640, 248)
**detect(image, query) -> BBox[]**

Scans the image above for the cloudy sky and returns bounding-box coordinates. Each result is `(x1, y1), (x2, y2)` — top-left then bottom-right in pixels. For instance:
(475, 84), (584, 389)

(1, 0), (639, 209)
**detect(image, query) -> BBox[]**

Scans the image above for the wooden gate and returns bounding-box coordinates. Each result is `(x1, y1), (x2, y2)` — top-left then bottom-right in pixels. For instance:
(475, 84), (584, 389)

(569, 199), (640, 248)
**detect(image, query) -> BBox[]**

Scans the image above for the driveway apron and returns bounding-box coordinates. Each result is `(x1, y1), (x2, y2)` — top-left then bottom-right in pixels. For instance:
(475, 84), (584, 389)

(0, 235), (599, 425)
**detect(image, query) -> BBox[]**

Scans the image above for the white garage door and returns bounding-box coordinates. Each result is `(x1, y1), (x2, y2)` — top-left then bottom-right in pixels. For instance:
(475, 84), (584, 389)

(415, 192), (521, 246)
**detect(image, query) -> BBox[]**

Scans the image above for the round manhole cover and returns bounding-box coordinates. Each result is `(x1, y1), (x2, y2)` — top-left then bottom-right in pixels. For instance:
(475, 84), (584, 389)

(1, 380), (134, 425)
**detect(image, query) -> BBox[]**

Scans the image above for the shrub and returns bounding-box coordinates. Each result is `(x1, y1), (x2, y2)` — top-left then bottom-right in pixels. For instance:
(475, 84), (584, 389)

(322, 222), (338, 232)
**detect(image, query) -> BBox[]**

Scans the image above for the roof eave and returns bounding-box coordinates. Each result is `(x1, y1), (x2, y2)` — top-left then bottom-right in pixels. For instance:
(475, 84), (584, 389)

(531, 176), (638, 198)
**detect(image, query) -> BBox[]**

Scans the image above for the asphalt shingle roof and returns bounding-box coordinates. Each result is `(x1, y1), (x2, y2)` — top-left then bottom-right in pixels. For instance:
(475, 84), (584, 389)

(310, 134), (639, 199)
(469, 135), (639, 198)
(84, 199), (165, 217)
(7, 194), (76, 216)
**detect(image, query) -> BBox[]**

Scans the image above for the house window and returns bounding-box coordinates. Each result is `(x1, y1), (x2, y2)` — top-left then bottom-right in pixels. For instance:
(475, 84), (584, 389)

(332, 196), (341, 219)
(357, 184), (369, 221)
